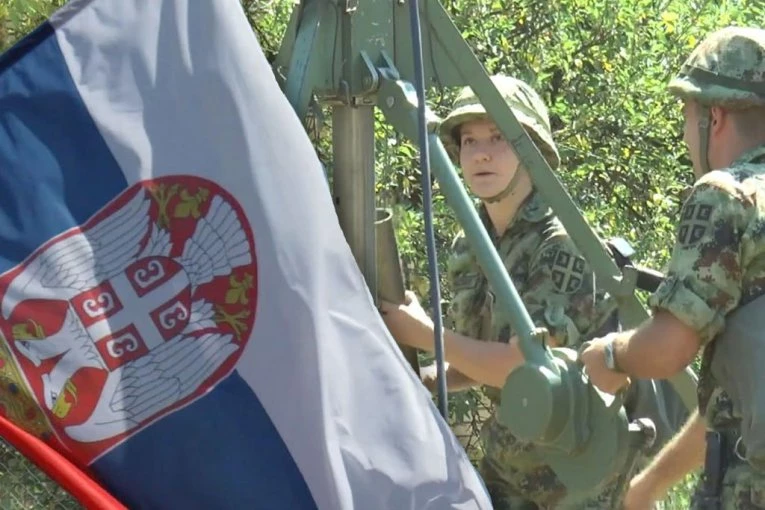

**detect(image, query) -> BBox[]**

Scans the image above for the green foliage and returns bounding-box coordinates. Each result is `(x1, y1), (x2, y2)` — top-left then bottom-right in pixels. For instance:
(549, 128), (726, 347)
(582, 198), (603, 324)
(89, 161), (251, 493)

(3, 0), (765, 508)
(0, 439), (81, 509)
(0, 0), (67, 52)
(436, 0), (764, 271)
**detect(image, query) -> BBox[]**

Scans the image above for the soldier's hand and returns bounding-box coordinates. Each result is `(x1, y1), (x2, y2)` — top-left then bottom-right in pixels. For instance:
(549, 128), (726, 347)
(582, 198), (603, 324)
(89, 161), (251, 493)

(580, 335), (630, 394)
(379, 291), (434, 351)
(419, 363), (439, 392)
(622, 473), (662, 510)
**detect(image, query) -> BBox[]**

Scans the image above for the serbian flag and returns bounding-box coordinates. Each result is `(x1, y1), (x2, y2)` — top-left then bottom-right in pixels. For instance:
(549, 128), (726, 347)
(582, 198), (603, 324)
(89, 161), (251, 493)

(0, 0), (491, 508)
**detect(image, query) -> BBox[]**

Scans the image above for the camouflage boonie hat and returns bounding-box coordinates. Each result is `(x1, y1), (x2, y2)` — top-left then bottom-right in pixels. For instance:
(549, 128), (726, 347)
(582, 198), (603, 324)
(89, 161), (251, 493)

(439, 75), (560, 168)
(668, 26), (765, 108)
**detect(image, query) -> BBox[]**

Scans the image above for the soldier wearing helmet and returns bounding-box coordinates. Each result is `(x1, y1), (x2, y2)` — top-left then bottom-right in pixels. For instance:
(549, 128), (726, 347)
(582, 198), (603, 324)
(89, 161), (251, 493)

(381, 74), (687, 508)
(580, 26), (765, 509)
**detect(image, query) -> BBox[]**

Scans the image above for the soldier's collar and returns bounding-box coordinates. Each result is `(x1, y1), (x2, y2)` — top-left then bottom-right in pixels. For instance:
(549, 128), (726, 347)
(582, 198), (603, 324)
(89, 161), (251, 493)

(477, 191), (552, 237)
(731, 144), (765, 167)
(519, 191), (553, 223)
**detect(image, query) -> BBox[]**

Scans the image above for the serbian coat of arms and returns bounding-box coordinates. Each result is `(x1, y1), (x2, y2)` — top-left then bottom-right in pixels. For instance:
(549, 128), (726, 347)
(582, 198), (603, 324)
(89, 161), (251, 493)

(0, 175), (258, 463)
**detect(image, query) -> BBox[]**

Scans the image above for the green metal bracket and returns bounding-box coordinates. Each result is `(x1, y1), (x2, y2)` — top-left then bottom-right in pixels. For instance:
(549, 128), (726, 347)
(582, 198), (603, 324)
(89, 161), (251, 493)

(275, 0), (697, 503)
(274, 0), (470, 111)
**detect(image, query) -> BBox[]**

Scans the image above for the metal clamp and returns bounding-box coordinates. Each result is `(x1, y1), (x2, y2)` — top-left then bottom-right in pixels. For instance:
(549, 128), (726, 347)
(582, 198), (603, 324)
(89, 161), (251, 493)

(735, 436), (748, 462)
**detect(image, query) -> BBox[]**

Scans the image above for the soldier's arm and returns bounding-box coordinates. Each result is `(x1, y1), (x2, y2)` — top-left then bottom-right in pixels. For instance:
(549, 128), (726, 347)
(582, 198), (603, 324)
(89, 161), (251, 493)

(441, 330), (524, 388)
(611, 311), (700, 378)
(625, 409), (706, 508)
(610, 177), (751, 380)
(380, 296), (525, 389)
(419, 363), (478, 392)
(391, 232), (510, 390)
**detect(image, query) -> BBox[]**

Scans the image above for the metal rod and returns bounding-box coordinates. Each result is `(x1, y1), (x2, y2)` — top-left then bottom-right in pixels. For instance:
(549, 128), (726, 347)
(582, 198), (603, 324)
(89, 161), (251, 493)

(408, 0), (447, 417)
(332, 106), (377, 296)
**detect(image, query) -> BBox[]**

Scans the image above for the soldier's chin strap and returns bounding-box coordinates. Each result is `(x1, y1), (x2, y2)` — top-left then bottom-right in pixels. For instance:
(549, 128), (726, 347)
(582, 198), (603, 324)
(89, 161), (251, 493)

(482, 164), (524, 204)
(698, 105), (713, 176)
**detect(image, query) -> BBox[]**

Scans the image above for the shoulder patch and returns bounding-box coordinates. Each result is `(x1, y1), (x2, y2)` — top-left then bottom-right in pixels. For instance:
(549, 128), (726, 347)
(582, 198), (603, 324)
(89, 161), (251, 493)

(538, 243), (587, 294)
(677, 202), (714, 248)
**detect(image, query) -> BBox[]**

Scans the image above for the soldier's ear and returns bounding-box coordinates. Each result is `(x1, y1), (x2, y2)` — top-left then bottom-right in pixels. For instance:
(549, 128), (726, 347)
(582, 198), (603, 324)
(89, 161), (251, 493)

(709, 106), (727, 134)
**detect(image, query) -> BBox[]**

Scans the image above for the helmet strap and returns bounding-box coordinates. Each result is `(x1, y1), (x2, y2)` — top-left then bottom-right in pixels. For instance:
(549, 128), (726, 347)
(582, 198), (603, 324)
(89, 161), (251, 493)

(697, 105), (712, 175)
(482, 164), (524, 204)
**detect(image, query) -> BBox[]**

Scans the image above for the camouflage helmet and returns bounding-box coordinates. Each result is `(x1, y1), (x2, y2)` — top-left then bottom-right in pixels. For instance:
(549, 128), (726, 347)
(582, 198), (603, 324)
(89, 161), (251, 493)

(668, 26), (765, 108)
(438, 75), (560, 169)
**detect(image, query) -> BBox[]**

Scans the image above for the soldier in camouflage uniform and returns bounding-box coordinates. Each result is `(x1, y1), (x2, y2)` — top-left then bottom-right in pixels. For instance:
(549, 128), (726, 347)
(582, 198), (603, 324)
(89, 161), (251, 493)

(381, 75), (687, 509)
(580, 27), (765, 509)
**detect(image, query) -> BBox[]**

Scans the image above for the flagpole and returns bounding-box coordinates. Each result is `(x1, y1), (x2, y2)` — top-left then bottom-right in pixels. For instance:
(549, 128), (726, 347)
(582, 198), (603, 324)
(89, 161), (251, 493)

(408, 0), (447, 418)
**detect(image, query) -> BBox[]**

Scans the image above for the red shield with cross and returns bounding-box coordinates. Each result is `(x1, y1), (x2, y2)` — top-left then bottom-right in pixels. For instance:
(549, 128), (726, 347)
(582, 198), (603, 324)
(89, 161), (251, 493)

(71, 256), (192, 372)
(0, 176), (258, 464)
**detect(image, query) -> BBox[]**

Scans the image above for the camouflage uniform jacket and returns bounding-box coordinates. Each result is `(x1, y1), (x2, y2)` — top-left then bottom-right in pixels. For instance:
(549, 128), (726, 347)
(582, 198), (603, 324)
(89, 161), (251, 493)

(447, 191), (617, 505)
(649, 144), (765, 506)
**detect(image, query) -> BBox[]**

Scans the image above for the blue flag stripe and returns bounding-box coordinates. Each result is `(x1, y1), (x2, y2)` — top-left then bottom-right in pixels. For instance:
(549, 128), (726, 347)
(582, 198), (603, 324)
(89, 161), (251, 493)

(96, 371), (318, 509)
(0, 23), (128, 272)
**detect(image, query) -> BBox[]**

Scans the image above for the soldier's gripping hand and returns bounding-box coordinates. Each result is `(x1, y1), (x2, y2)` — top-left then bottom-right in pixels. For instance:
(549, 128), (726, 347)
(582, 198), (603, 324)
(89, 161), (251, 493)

(379, 291), (435, 352)
(580, 333), (630, 394)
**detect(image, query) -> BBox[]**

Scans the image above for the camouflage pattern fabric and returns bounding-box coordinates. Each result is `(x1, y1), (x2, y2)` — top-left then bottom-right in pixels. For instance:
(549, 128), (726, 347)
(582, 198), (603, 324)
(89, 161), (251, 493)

(668, 26), (765, 109)
(439, 75), (560, 169)
(447, 192), (623, 508)
(719, 463), (765, 510)
(691, 461), (765, 510)
(479, 415), (629, 510)
(448, 194), (616, 355)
